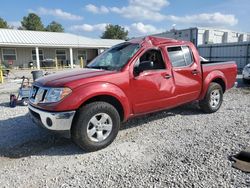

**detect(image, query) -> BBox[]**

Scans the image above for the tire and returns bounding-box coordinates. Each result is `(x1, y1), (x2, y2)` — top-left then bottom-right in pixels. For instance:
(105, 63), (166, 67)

(21, 98), (29, 106)
(9, 94), (17, 108)
(72, 102), (120, 152)
(199, 82), (223, 113)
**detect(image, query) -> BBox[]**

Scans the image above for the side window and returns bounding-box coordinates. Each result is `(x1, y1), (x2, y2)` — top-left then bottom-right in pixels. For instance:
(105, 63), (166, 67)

(167, 47), (186, 67)
(167, 46), (193, 67)
(182, 46), (193, 66)
(139, 49), (165, 70)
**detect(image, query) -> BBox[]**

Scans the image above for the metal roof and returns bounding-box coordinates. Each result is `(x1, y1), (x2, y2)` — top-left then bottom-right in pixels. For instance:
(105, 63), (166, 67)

(0, 29), (124, 48)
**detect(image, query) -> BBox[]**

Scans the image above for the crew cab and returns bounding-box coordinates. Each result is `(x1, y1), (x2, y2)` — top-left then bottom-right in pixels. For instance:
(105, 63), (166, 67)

(29, 36), (237, 151)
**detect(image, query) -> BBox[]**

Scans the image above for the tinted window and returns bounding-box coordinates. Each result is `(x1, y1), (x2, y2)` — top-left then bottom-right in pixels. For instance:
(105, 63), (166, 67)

(167, 46), (193, 67)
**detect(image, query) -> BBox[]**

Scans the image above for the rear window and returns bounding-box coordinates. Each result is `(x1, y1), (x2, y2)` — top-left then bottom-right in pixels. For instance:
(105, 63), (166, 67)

(167, 46), (193, 67)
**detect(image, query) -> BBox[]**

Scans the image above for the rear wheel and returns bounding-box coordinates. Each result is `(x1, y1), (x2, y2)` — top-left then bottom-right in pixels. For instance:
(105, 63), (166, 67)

(72, 102), (120, 152)
(199, 82), (223, 113)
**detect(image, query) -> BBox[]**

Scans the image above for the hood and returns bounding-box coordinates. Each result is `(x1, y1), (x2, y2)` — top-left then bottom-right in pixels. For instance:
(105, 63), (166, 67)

(35, 68), (115, 88)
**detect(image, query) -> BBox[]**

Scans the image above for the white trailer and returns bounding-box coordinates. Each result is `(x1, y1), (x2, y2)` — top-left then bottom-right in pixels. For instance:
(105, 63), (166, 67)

(154, 27), (250, 46)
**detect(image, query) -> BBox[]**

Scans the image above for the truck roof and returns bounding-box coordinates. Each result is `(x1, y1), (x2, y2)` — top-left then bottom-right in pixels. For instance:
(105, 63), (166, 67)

(129, 36), (188, 46)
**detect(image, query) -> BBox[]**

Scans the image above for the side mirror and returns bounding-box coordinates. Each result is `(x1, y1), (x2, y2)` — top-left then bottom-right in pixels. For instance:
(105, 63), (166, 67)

(134, 61), (154, 76)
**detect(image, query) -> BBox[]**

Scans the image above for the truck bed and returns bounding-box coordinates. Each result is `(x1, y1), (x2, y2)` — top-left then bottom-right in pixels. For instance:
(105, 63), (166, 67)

(201, 61), (237, 90)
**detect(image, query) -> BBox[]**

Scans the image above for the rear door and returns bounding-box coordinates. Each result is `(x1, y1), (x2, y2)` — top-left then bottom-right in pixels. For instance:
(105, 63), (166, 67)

(166, 45), (202, 104)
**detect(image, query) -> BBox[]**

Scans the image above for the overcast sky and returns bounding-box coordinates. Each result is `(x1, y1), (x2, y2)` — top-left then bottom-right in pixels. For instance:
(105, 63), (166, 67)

(1, 0), (249, 38)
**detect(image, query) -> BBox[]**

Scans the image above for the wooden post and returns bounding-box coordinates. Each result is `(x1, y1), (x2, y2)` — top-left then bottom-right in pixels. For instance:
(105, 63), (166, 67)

(80, 57), (83, 68)
(0, 59), (3, 83)
(55, 57), (58, 70)
(0, 69), (3, 84)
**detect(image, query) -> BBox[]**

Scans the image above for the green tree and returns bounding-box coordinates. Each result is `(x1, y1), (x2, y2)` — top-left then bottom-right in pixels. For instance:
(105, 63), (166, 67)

(46, 21), (64, 32)
(21, 13), (44, 31)
(0, 17), (9, 28)
(101, 24), (128, 40)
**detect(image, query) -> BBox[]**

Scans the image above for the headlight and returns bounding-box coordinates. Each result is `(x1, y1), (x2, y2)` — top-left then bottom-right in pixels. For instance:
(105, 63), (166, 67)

(44, 87), (72, 103)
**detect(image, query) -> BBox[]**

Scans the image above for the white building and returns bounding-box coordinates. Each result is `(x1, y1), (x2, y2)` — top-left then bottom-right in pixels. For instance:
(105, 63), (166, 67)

(154, 27), (250, 46)
(0, 29), (124, 69)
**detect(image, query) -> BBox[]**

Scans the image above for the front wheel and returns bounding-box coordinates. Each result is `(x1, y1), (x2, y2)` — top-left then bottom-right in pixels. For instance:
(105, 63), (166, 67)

(72, 102), (120, 152)
(199, 82), (223, 113)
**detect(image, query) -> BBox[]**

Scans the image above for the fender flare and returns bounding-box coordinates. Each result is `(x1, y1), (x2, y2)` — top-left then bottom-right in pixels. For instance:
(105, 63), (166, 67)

(72, 82), (131, 120)
(199, 70), (227, 100)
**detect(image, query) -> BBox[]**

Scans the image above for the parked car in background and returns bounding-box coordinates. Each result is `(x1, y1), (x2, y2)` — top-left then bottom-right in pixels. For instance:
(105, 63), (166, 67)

(29, 36), (237, 152)
(242, 63), (250, 84)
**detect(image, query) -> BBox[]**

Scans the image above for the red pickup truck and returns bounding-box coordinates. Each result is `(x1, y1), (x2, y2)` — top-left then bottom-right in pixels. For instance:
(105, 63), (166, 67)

(29, 36), (237, 151)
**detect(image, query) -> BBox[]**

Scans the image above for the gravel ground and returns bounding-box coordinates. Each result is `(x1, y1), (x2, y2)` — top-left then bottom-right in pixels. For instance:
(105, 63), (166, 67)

(0, 86), (249, 187)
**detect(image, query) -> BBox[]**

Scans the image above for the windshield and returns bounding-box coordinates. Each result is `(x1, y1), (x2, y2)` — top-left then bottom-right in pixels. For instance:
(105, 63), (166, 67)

(87, 42), (140, 71)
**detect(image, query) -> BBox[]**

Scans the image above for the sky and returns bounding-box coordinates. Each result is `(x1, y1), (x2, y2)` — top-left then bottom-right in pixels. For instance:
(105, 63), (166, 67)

(1, 0), (250, 38)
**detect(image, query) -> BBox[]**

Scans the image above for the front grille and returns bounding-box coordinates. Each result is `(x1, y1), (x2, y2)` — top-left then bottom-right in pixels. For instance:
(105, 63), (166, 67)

(29, 108), (41, 121)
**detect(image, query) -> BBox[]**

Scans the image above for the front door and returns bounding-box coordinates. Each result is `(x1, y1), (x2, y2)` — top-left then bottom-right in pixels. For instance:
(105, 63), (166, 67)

(130, 49), (176, 114)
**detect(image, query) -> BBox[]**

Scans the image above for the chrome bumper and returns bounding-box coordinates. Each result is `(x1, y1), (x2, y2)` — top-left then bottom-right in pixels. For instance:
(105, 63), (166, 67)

(28, 105), (75, 131)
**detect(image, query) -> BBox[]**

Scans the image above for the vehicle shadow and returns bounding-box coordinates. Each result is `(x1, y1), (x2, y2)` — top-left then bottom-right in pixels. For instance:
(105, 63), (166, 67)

(0, 114), (83, 159)
(236, 76), (250, 88)
(0, 101), (9, 107)
(121, 102), (202, 130)
(0, 103), (202, 159)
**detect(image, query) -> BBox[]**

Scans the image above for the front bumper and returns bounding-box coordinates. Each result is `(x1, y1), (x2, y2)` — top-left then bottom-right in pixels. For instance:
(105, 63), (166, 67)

(28, 105), (75, 131)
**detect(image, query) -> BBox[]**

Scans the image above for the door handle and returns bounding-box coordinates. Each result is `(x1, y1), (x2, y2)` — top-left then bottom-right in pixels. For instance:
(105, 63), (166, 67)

(191, 69), (199, 75)
(164, 74), (172, 79)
